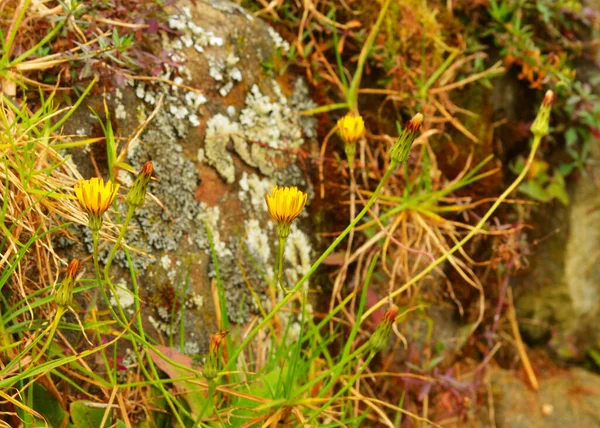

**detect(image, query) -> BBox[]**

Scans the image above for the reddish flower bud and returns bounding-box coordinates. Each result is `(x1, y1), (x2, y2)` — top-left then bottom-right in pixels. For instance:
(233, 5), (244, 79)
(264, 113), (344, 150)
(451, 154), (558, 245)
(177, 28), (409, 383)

(531, 90), (554, 138)
(126, 161), (154, 208)
(56, 259), (81, 307)
(369, 306), (398, 353)
(389, 113), (423, 164)
(204, 331), (228, 381)
(542, 90), (555, 107)
(405, 113), (423, 133)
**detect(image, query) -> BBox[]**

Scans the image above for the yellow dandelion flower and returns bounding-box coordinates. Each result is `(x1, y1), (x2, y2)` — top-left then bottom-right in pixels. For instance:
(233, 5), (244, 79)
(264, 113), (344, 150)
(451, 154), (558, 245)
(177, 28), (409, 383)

(74, 177), (119, 231)
(337, 113), (365, 145)
(265, 185), (307, 239)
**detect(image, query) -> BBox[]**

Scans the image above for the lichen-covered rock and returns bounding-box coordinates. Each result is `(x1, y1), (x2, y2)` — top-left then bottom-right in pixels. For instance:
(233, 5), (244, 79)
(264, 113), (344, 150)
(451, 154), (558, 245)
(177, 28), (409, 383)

(62, 0), (317, 354)
(481, 367), (600, 427)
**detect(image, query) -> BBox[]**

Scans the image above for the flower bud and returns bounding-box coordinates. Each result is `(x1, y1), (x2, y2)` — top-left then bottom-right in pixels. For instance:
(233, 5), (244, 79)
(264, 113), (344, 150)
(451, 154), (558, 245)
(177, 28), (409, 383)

(530, 90), (554, 138)
(388, 113), (423, 164)
(368, 306), (398, 353)
(337, 113), (365, 145)
(203, 331), (228, 381)
(126, 161), (153, 208)
(55, 259), (81, 308)
(338, 113), (365, 168)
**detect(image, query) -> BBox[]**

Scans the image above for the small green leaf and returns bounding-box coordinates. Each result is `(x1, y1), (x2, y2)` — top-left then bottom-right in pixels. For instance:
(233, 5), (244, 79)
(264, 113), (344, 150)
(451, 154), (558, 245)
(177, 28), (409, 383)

(590, 349), (600, 368)
(546, 173), (570, 205)
(70, 401), (107, 428)
(31, 382), (71, 428)
(519, 181), (550, 202)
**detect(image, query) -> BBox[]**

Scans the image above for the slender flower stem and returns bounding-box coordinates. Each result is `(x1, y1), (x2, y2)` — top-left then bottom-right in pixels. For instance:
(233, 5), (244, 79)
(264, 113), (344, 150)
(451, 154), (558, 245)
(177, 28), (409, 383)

(92, 231), (103, 291)
(276, 236), (287, 293)
(331, 163), (357, 317)
(93, 212), (189, 425)
(93, 229), (126, 325)
(225, 162), (397, 371)
(103, 205), (135, 278)
(31, 307), (66, 365)
(101, 206), (136, 326)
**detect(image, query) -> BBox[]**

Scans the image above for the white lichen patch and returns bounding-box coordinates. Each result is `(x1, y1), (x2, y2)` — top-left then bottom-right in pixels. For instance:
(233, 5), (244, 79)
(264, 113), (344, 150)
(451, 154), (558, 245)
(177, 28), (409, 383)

(239, 83), (303, 150)
(196, 203), (233, 260)
(114, 88), (127, 120)
(238, 172), (275, 221)
(110, 280), (135, 314)
(203, 80), (308, 181)
(184, 341), (201, 355)
(267, 26), (290, 52)
(160, 254), (172, 270)
(284, 225), (312, 288)
(291, 78), (318, 139)
(204, 114), (242, 183)
(244, 219), (273, 277)
(208, 52), (243, 97)
(148, 315), (172, 334)
(187, 293), (204, 309)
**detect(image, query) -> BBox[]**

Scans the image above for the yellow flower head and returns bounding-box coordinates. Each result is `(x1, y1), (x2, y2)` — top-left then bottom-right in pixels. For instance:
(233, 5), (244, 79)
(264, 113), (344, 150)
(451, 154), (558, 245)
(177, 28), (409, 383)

(74, 177), (119, 231)
(265, 185), (308, 239)
(337, 113), (365, 145)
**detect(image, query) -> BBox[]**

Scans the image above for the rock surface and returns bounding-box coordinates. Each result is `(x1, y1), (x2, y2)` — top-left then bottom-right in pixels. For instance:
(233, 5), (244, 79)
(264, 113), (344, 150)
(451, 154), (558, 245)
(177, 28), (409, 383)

(61, 0), (317, 354)
(483, 367), (600, 428)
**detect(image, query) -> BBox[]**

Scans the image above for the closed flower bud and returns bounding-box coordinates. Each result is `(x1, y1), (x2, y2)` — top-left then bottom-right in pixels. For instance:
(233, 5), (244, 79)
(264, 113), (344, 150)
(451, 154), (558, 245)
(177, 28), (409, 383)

(203, 331), (228, 381)
(337, 113), (365, 166)
(55, 259), (81, 308)
(530, 90), (554, 138)
(126, 161), (153, 208)
(388, 113), (423, 165)
(368, 306), (398, 353)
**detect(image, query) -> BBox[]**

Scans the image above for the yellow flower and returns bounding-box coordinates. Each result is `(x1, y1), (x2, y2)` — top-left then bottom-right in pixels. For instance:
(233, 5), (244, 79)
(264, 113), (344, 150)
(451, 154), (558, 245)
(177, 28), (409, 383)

(337, 113), (365, 145)
(265, 185), (307, 238)
(74, 177), (119, 231)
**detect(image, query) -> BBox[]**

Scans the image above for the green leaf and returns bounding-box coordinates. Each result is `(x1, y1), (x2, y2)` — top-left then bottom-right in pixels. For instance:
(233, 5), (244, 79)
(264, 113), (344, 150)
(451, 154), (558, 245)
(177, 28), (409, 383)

(70, 401), (107, 428)
(565, 127), (578, 148)
(31, 382), (72, 428)
(546, 173), (570, 205)
(590, 349), (600, 368)
(519, 181), (550, 202)
(148, 346), (208, 420)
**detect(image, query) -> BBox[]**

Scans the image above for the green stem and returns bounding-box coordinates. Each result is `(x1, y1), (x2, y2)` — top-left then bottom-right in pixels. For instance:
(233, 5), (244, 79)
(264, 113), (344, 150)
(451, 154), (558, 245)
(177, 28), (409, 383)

(346, 0), (392, 111)
(31, 307), (66, 365)
(307, 351), (376, 423)
(92, 231), (103, 291)
(361, 135), (543, 322)
(103, 206), (135, 278)
(276, 236), (287, 293)
(225, 162), (397, 371)
(94, 212), (189, 425)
